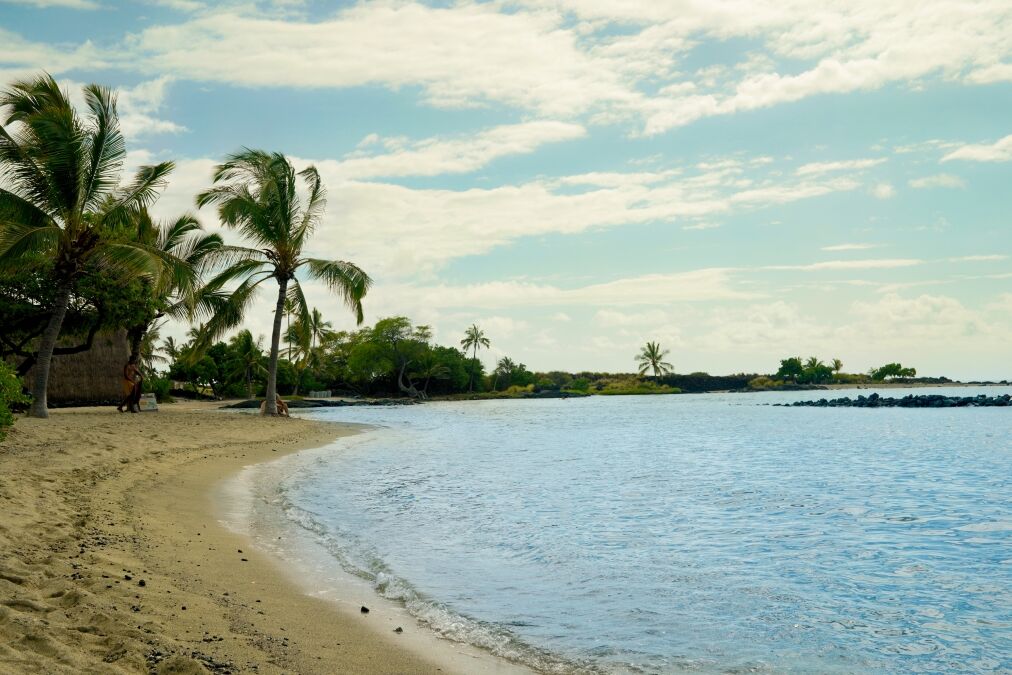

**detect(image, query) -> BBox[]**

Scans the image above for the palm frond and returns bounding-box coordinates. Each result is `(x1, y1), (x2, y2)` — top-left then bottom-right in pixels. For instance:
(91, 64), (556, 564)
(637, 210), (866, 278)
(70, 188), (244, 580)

(102, 161), (174, 227)
(0, 220), (60, 270)
(81, 83), (126, 211)
(304, 258), (371, 324)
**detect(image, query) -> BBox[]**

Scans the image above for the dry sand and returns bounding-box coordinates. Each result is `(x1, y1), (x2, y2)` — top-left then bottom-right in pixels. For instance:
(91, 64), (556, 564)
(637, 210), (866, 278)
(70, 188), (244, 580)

(0, 402), (532, 674)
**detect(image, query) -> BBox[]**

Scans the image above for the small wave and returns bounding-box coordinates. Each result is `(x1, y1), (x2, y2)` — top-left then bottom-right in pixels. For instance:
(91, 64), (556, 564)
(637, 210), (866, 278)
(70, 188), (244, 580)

(275, 492), (599, 675)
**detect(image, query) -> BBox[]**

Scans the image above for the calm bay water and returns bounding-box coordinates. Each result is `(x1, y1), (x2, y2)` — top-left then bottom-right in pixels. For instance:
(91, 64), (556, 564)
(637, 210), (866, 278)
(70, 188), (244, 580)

(239, 388), (1011, 673)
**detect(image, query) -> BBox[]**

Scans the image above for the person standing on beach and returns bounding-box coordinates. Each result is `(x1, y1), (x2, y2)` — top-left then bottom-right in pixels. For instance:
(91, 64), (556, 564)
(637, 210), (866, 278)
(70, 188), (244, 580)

(117, 356), (143, 413)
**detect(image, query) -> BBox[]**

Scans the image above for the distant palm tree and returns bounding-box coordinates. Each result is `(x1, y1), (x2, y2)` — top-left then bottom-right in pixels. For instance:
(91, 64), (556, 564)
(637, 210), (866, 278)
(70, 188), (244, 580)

(460, 324), (490, 392)
(161, 336), (181, 362)
(0, 74), (177, 417)
(306, 307), (334, 350)
(637, 341), (673, 377)
(805, 356), (825, 371)
(194, 149), (371, 415)
(832, 358), (843, 374)
(125, 208), (223, 364)
(229, 329), (267, 399)
(138, 319), (168, 375)
(493, 356), (517, 390)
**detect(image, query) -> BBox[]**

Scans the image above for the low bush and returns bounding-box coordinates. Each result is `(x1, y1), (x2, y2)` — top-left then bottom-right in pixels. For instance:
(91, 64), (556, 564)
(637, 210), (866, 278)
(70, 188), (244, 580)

(145, 376), (174, 403)
(0, 363), (28, 440)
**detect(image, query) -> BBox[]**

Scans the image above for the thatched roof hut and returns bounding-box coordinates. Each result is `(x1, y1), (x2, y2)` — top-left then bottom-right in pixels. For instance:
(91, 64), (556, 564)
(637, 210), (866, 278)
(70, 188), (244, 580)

(22, 330), (129, 407)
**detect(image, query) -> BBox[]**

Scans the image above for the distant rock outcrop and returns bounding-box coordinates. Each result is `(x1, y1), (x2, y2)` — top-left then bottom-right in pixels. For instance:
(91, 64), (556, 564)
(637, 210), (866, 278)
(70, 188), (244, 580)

(779, 392), (1011, 408)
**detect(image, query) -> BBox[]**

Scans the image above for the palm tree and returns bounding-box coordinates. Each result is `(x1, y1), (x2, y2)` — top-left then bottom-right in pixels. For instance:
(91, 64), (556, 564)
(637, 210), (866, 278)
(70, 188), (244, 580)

(124, 208), (223, 363)
(831, 358), (843, 374)
(306, 307), (334, 350)
(161, 336), (181, 362)
(194, 149), (371, 416)
(493, 356), (517, 390)
(637, 341), (673, 377)
(0, 74), (176, 417)
(460, 324), (490, 392)
(138, 319), (168, 375)
(229, 329), (267, 398)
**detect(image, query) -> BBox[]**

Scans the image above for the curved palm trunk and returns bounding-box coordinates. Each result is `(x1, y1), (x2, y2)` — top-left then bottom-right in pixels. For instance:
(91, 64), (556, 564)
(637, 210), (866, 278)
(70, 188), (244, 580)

(265, 277), (288, 416)
(29, 283), (73, 418)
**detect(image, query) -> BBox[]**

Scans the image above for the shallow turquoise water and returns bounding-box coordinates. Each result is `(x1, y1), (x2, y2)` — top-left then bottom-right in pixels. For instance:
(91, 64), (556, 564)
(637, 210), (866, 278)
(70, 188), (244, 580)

(271, 389), (1011, 673)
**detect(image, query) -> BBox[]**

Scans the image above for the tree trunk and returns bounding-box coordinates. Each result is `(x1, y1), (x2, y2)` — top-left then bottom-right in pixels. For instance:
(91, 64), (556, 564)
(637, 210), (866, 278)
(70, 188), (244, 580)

(265, 277), (288, 416)
(29, 283), (73, 418)
(127, 323), (146, 364)
(246, 371), (254, 399)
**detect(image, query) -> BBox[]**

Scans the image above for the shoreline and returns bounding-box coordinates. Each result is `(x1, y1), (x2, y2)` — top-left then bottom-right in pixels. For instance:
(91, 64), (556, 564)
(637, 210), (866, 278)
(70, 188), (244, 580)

(0, 402), (531, 674)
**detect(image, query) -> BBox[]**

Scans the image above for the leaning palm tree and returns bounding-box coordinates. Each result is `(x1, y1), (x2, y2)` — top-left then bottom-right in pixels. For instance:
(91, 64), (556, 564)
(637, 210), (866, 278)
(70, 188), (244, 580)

(460, 324), (490, 392)
(194, 149), (371, 416)
(0, 74), (176, 417)
(637, 341), (673, 377)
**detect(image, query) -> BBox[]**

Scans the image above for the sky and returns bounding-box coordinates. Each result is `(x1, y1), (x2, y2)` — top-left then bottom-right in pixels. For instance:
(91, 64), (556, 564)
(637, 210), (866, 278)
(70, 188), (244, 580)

(1, 0), (1010, 379)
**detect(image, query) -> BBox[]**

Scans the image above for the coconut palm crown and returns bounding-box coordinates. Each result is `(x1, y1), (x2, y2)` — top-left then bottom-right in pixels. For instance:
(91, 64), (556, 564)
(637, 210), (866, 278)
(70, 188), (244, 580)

(0, 74), (180, 417)
(637, 341), (673, 377)
(194, 149), (371, 415)
(460, 323), (490, 392)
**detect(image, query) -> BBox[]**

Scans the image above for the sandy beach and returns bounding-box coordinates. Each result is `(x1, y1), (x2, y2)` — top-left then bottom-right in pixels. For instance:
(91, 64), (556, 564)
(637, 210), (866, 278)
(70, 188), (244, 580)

(0, 403), (531, 674)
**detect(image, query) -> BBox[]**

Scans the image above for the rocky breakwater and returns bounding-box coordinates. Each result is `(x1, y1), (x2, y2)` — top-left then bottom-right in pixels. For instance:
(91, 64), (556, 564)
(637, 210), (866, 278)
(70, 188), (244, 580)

(780, 392), (1012, 408)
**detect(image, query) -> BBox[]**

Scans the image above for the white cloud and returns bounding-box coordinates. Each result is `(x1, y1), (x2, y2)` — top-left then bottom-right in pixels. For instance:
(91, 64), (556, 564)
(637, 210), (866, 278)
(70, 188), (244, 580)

(122, 5), (644, 118)
(941, 134), (1012, 162)
(949, 255), (1008, 262)
(908, 173), (966, 189)
(682, 221), (720, 231)
(871, 182), (896, 199)
(5, 1), (1009, 134)
(0, 0), (97, 7)
(766, 258), (922, 272)
(795, 158), (885, 176)
(333, 121), (585, 179)
(821, 243), (880, 251)
(379, 268), (756, 311)
(117, 76), (187, 138)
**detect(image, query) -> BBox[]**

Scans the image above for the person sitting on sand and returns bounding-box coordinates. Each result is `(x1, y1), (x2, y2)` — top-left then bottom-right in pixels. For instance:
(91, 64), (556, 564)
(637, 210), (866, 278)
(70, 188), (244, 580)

(117, 356), (143, 413)
(259, 396), (290, 417)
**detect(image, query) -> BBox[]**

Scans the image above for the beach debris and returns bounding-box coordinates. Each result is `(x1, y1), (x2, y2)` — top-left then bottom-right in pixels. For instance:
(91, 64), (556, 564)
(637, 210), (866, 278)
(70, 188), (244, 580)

(138, 579), (146, 587)
(360, 606), (370, 614)
(394, 626), (403, 633)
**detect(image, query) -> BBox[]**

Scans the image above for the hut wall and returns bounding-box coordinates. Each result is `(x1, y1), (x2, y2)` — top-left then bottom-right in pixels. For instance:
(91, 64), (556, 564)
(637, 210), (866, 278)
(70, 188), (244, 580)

(24, 329), (129, 407)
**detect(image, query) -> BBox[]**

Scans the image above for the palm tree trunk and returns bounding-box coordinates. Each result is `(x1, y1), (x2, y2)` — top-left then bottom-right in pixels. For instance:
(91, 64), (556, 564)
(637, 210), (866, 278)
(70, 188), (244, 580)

(265, 278), (288, 416)
(29, 283), (73, 418)
(469, 344), (479, 392)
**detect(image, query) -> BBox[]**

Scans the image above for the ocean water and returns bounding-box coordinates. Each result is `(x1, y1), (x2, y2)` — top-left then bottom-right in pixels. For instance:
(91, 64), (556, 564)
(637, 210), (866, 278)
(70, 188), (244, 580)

(230, 388), (1011, 674)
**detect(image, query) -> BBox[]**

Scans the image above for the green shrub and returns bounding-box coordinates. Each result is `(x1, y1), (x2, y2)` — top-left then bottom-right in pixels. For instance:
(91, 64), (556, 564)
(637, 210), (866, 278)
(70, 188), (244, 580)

(0, 363), (28, 440)
(748, 376), (783, 390)
(145, 376), (174, 403)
